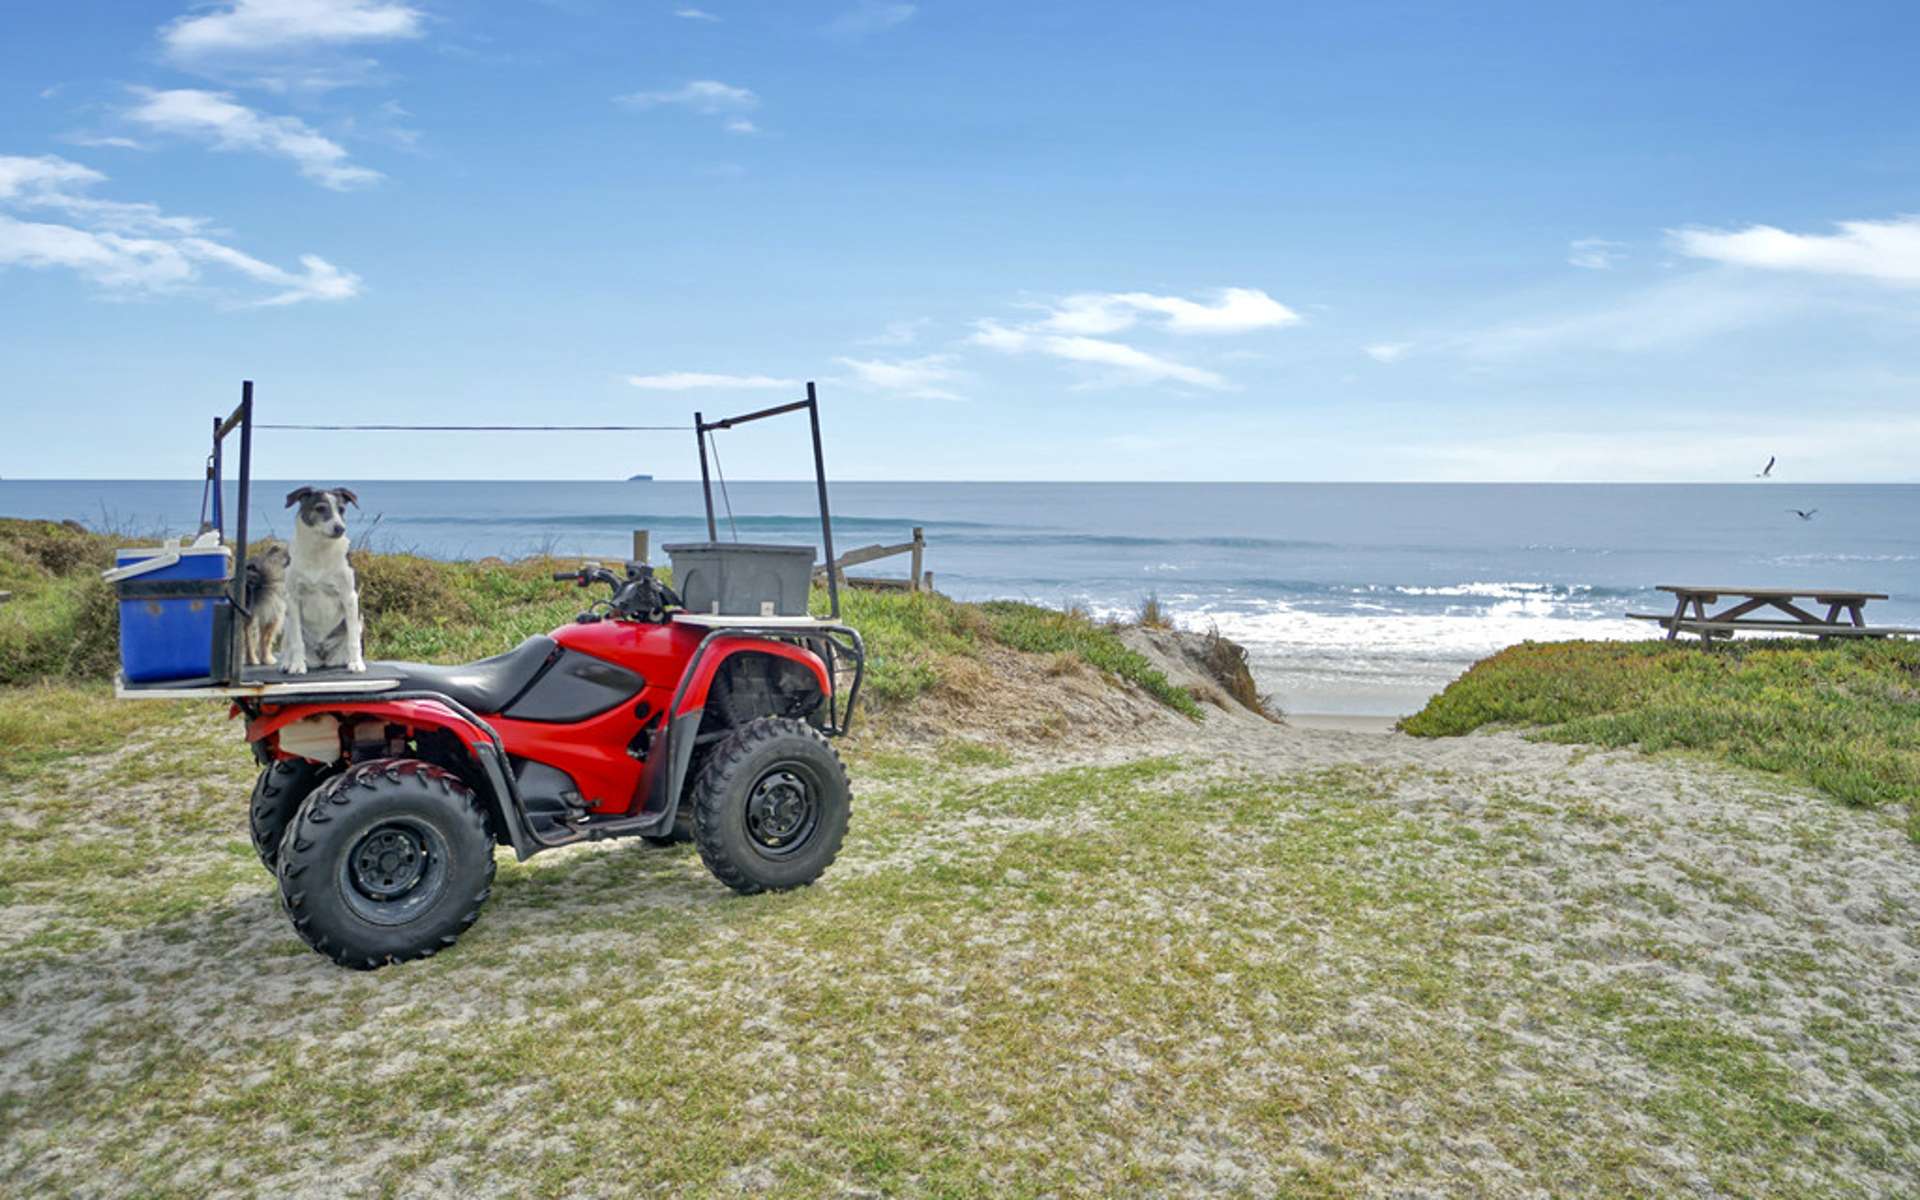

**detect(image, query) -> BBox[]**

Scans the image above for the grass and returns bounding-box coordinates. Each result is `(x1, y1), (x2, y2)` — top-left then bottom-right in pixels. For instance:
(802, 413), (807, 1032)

(0, 520), (129, 683)
(0, 682), (196, 784)
(0, 517), (1200, 725)
(1403, 638), (1920, 838)
(2, 736), (1913, 1195)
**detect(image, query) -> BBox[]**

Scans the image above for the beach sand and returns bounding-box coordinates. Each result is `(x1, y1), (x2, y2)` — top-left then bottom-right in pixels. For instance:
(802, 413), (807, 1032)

(1282, 711), (1400, 733)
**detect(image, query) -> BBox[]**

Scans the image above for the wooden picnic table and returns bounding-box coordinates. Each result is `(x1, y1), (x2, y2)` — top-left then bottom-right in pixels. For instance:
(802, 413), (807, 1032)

(1628, 585), (1917, 643)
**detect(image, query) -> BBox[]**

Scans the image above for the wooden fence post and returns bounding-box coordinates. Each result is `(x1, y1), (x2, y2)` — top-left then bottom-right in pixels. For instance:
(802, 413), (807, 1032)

(632, 530), (649, 563)
(909, 527), (924, 593)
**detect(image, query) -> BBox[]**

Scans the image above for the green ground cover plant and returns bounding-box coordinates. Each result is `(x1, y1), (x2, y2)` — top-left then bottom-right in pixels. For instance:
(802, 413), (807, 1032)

(1405, 638), (1920, 836)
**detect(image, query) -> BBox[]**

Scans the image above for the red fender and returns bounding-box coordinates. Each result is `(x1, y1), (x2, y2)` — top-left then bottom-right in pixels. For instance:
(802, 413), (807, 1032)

(246, 697), (493, 757)
(672, 636), (831, 719)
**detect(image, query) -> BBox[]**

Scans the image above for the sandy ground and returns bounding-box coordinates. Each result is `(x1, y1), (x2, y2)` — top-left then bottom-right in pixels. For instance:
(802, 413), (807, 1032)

(1280, 712), (1399, 733)
(2, 679), (1917, 1196)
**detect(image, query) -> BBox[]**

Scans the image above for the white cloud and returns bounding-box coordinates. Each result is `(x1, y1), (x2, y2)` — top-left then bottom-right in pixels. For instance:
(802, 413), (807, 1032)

(968, 286), (1290, 389)
(675, 7), (721, 20)
(1670, 215), (1920, 284)
(0, 154), (206, 234)
(63, 134), (147, 151)
(617, 80), (757, 114)
(835, 354), (963, 400)
(827, 2), (916, 36)
(1037, 287), (1300, 336)
(1568, 238), (1623, 270)
(859, 318), (929, 346)
(617, 81), (762, 134)
(162, 0), (424, 60)
(969, 320), (1030, 353)
(626, 372), (799, 390)
(970, 321), (1228, 389)
(1363, 341), (1412, 363)
(127, 88), (380, 189)
(0, 156), (104, 200)
(0, 154), (359, 305)
(1040, 336), (1228, 388)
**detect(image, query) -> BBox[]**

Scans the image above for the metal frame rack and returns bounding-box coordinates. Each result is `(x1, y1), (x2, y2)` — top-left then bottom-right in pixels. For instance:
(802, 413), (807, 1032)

(694, 380), (843, 621)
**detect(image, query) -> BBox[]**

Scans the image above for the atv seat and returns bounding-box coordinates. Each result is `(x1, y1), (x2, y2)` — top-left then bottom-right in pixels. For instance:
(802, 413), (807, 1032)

(376, 635), (560, 714)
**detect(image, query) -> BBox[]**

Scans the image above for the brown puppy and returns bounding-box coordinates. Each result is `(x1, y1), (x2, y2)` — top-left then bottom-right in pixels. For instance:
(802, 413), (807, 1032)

(241, 541), (290, 666)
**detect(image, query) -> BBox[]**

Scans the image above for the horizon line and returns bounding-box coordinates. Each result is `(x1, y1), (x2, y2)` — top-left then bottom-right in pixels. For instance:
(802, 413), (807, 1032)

(3, 477), (1916, 487)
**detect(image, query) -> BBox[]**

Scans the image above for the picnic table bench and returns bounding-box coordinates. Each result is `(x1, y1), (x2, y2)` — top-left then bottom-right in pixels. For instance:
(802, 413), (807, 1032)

(1628, 585), (1920, 643)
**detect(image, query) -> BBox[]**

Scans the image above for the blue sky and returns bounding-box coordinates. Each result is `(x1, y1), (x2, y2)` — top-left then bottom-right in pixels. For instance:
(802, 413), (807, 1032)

(3, 0), (1917, 481)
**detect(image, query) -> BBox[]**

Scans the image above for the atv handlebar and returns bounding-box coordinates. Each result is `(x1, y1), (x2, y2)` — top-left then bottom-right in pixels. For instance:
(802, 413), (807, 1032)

(555, 561), (682, 622)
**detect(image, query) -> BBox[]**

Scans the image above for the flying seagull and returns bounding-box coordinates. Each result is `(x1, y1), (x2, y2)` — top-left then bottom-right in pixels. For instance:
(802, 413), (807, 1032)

(1756, 456), (1776, 478)
(1789, 508), (1818, 521)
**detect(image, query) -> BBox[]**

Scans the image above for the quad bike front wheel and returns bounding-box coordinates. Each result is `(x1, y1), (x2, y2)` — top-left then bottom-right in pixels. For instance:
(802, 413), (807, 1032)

(691, 717), (851, 894)
(276, 759), (496, 969)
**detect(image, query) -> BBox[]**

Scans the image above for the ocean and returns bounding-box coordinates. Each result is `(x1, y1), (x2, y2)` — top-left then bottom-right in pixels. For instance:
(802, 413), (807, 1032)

(5, 479), (1916, 716)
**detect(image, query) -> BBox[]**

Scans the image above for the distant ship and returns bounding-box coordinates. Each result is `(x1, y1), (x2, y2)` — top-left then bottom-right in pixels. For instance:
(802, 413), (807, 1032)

(626, 473), (653, 482)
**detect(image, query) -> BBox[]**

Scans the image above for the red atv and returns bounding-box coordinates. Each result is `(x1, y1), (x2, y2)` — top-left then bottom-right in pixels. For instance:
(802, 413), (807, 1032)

(115, 383), (864, 968)
(242, 560), (862, 967)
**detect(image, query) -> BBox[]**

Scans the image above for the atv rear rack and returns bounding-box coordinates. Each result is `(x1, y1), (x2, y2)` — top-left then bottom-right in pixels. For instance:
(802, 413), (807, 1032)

(115, 670), (402, 700)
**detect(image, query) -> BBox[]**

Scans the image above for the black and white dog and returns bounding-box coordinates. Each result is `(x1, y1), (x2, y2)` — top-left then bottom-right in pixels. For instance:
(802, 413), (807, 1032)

(281, 487), (366, 675)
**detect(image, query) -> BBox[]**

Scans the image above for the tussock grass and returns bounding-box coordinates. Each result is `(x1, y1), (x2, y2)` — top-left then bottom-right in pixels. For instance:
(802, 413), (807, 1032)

(976, 599), (1202, 717)
(1199, 625), (1275, 718)
(0, 518), (1200, 726)
(0, 520), (127, 683)
(1404, 638), (1920, 836)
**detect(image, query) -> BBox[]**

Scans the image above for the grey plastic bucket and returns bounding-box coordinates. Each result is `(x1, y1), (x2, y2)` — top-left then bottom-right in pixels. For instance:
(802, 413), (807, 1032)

(664, 542), (816, 617)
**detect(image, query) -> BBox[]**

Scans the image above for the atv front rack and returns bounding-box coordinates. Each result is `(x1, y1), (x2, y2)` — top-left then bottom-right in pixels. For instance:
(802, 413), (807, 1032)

(668, 615), (866, 738)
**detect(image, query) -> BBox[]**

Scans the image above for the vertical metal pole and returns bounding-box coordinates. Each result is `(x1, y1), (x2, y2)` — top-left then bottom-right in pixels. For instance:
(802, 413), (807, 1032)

(209, 417), (224, 533)
(694, 412), (718, 542)
(230, 380), (253, 684)
(807, 381), (840, 620)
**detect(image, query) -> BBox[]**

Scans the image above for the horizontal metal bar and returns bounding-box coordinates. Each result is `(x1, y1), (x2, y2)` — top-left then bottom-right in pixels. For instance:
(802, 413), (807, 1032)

(699, 398), (810, 431)
(215, 402), (248, 439)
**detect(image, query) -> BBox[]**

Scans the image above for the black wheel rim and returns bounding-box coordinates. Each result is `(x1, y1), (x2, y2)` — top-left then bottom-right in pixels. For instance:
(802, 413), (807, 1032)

(744, 766), (820, 858)
(339, 818), (450, 926)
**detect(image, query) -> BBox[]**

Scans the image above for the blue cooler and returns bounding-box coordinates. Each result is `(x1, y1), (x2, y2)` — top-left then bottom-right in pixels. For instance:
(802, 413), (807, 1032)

(105, 539), (233, 683)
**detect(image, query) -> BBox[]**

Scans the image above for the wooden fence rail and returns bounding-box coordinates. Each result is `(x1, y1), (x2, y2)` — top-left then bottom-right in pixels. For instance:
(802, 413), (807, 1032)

(813, 526), (931, 593)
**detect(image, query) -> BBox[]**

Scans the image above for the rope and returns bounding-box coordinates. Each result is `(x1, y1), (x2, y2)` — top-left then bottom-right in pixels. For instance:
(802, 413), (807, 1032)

(706, 430), (739, 542)
(257, 423), (692, 431)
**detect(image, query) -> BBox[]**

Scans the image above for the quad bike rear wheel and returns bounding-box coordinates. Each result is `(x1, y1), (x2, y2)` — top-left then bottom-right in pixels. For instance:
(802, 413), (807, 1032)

(691, 717), (850, 894)
(248, 758), (335, 871)
(276, 759), (496, 969)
